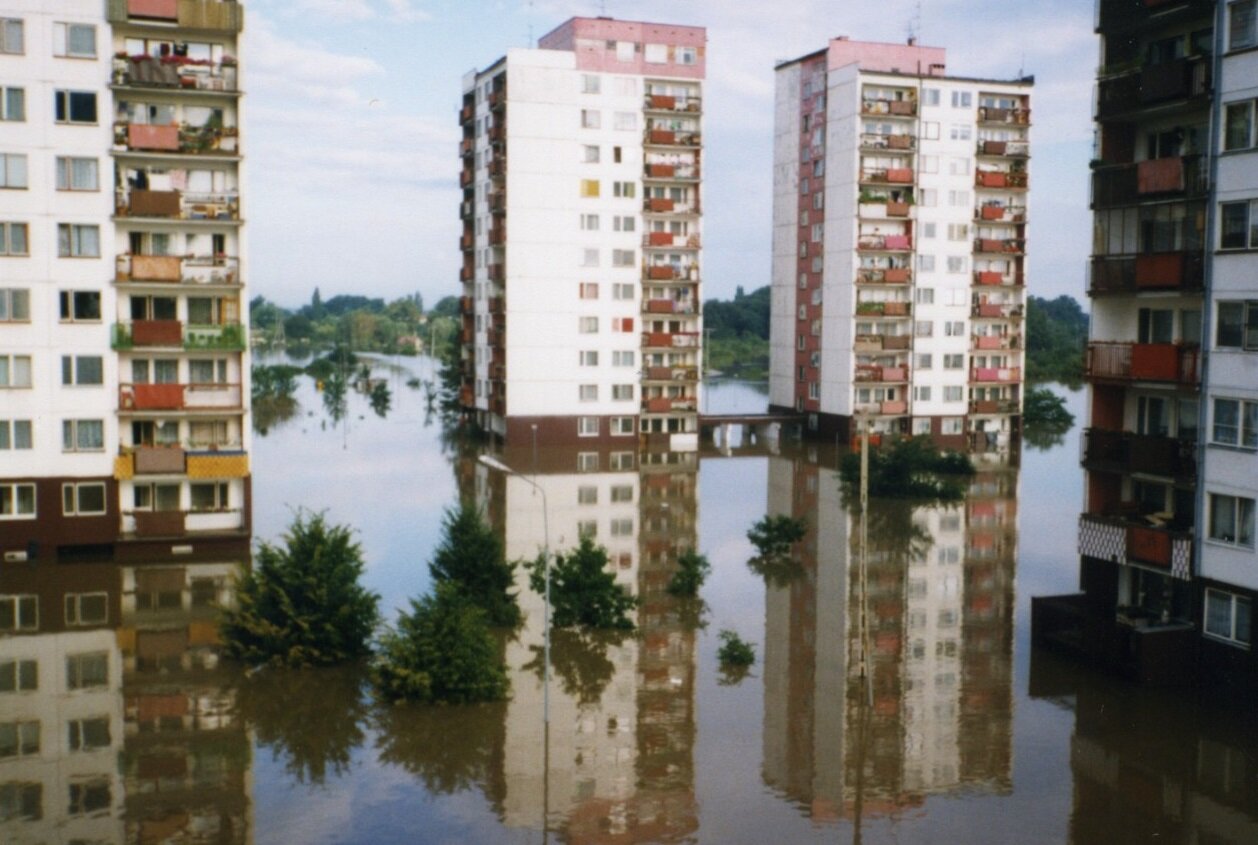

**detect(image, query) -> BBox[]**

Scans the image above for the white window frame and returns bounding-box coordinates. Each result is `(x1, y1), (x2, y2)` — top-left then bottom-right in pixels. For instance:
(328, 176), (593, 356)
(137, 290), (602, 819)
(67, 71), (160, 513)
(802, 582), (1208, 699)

(64, 592), (108, 626)
(62, 483), (106, 516)
(53, 22), (96, 58)
(0, 221), (29, 255)
(0, 153), (27, 189)
(1204, 588), (1251, 647)
(0, 594), (38, 629)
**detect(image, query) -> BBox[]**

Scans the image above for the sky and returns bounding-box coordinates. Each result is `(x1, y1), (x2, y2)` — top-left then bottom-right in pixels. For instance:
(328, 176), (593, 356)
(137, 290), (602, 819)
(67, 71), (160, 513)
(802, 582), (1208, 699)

(241, 0), (1097, 310)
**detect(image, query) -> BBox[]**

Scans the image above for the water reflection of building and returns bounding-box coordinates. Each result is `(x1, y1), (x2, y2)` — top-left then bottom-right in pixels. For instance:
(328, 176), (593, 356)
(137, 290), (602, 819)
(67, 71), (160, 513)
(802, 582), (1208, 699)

(474, 445), (698, 842)
(1030, 651), (1258, 843)
(761, 452), (1016, 821)
(0, 558), (251, 843)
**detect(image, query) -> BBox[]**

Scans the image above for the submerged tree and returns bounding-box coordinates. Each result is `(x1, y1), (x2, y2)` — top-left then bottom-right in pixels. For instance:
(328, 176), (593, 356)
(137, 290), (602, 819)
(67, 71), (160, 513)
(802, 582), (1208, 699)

(839, 436), (974, 501)
(748, 515), (807, 561)
(716, 629), (756, 685)
(527, 536), (638, 631)
(667, 549), (712, 598)
(429, 504), (520, 628)
(369, 381), (392, 418)
(373, 582), (509, 704)
(220, 511), (381, 667)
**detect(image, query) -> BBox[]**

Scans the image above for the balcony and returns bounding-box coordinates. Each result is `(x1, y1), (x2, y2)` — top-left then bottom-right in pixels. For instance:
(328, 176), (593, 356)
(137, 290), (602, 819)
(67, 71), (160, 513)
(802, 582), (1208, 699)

(644, 163), (699, 180)
(112, 56), (239, 93)
(460, 103), (473, 125)
(970, 367), (1021, 383)
(117, 190), (240, 221)
(1078, 512), (1192, 573)
(115, 254), (238, 285)
(860, 132), (915, 150)
(643, 397), (697, 413)
(860, 167), (914, 184)
(975, 170), (1028, 190)
(113, 320), (181, 348)
(857, 234), (912, 252)
(1088, 252), (1204, 295)
(972, 334), (1021, 351)
(644, 366), (699, 382)
(186, 450), (249, 478)
(1085, 342), (1200, 385)
(977, 106), (1030, 125)
(973, 270), (1020, 286)
(642, 298), (697, 315)
(977, 139), (1029, 157)
(854, 334), (910, 352)
(644, 264), (698, 281)
(969, 399), (1019, 414)
(1095, 56), (1211, 120)
(134, 445), (187, 474)
(857, 267), (911, 285)
(858, 200), (912, 219)
(861, 99), (917, 117)
(644, 94), (702, 113)
(642, 232), (699, 249)
(115, 122), (239, 156)
(975, 204), (1026, 223)
(855, 365), (908, 383)
(645, 129), (701, 147)
(855, 301), (911, 318)
(107, 0), (243, 32)
(1096, 0), (1215, 34)
(1091, 156), (1207, 207)
(119, 383), (243, 412)
(973, 238), (1025, 255)
(641, 331), (700, 349)
(129, 507), (246, 538)
(972, 303), (1022, 318)
(1082, 428), (1196, 480)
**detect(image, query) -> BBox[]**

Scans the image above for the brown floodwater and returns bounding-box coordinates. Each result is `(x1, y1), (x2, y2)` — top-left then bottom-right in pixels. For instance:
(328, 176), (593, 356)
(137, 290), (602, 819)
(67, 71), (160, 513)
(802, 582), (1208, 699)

(2, 358), (1256, 844)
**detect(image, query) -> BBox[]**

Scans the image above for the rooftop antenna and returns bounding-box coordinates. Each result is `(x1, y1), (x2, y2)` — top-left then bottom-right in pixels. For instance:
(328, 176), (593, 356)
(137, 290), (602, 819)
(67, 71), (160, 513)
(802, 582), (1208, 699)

(1018, 51), (1026, 77)
(906, 0), (922, 42)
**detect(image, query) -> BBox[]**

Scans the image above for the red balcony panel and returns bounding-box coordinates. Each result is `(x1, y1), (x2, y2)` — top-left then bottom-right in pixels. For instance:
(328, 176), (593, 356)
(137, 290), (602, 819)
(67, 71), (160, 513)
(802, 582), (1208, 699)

(975, 271), (1005, 286)
(644, 397), (673, 413)
(646, 299), (674, 313)
(888, 101), (916, 116)
(881, 400), (908, 414)
(128, 123), (180, 151)
(646, 198), (675, 213)
(977, 303), (1006, 318)
(977, 238), (1006, 253)
(975, 336), (1003, 350)
(1134, 253), (1184, 289)
(980, 205), (1006, 220)
(130, 384), (185, 411)
(134, 510), (186, 538)
(133, 320), (183, 346)
(883, 268), (910, 283)
(129, 0), (178, 20)
(647, 366), (672, 380)
(886, 168), (914, 183)
(883, 302), (911, 316)
(883, 335), (911, 350)
(646, 164), (676, 178)
(649, 95), (677, 109)
(647, 231), (674, 246)
(1127, 525), (1172, 569)
(981, 140), (1008, 155)
(886, 201), (910, 217)
(129, 254), (183, 282)
(649, 130), (676, 144)
(1130, 344), (1180, 381)
(884, 234), (911, 250)
(977, 172), (1008, 188)
(882, 367), (907, 381)
(647, 266), (677, 280)
(1137, 157), (1184, 194)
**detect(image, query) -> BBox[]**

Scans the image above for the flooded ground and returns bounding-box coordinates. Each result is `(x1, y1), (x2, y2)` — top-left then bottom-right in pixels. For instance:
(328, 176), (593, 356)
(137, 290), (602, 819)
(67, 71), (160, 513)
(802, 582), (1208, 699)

(2, 356), (1256, 844)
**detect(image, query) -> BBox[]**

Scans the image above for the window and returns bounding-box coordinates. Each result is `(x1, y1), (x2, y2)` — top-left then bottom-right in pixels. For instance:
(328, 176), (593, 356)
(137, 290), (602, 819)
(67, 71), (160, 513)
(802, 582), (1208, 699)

(644, 43), (668, 63)
(67, 717), (109, 751)
(53, 22), (95, 58)
(579, 350), (599, 366)
(612, 350), (635, 366)
(948, 190), (971, 207)
(579, 316), (598, 334)
(915, 353), (933, 369)
(579, 384), (598, 401)
(577, 418), (599, 438)
(577, 520), (598, 539)
(54, 89), (97, 124)
(914, 386), (932, 401)
(1, 222), (29, 255)
(0, 355), (32, 387)
(578, 452), (600, 471)
(0, 420), (32, 450)
(920, 222), (936, 240)
(0, 721), (39, 759)
(62, 483), (105, 516)
(0, 153), (26, 189)
(0, 18), (22, 54)
(944, 321), (965, 337)
(1204, 589), (1251, 646)
(678, 46), (697, 65)
(611, 417), (635, 435)
(580, 179), (600, 198)
(1225, 100), (1255, 150)
(915, 320), (933, 337)
(941, 417), (964, 435)
(611, 384), (633, 400)
(0, 485), (36, 520)
(613, 215), (635, 232)
(944, 354), (964, 369)
(613, 181), (636, 198)
(946, 256), (968, 274)
(918, 254), (936, 272)
(1216, 301), (1258, 349)
(190, 482), (229, 511)
(615, 40), (635, 62)
(0, 598), (38, 642)
(1230, 0), (1256, 50)
(920, 154), (938, 173)
(66, 652), (108, 690)
(949, 123), (972, 140)
(579, 282), (599, 300)
(0, 87), (24, 121)
(1213, 398), (1258, 448)
(947, 223), (968, 241)
(580, 213), (600, 232)
(0, 289), (29, 322)
(62, 420), (104, 452)
(915, 288), (935, 305)
(61, 355), (103, 386)
(1220, 200), (1257, 249)
(614, 111), (636, 130)
(1209, 493), (1255, 546)
(57, 224), (100, 257)
(68, 779), (111, 815)
(613, 145), (622, 163)
(612, 317), (634, 332)
(0, 659), (37, 693)
(951, 90), (972, 108)
(944, 385), (964, 402)
(55, 156), (98, 191)
(612, 249), (635, 267)
(611, 518), (634, 536)
(582, 248), (599, 267)
(582, 74), (601, 94)
(918, 188), (936, 207)
(65, 593), (107, 626)
(581, 109), (601, 129)
(188, 358), (227, 384)
(59, 290), (100, 321)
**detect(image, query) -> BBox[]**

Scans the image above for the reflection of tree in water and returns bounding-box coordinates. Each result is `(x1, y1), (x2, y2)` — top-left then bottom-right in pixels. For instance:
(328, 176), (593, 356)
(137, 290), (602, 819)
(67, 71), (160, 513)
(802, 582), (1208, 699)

(373, 700), (507, 813)
(322, 369), (348, 424)
(231, 662), (369, 785)
(522, 628), (630, 707)
(1023, 424), (1067, 452)
(252, 395), (300, 436)
(747, 554), (808, 588)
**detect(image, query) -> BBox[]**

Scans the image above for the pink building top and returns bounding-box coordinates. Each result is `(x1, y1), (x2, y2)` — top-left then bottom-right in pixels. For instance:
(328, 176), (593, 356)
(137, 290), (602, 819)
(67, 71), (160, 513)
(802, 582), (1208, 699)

(827, 37), (946, 77)
(539, 16), (706, 79)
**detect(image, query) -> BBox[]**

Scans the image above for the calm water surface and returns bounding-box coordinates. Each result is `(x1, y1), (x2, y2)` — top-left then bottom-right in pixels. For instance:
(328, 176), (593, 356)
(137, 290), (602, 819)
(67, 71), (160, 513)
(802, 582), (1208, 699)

(3, 356), (1256, 844)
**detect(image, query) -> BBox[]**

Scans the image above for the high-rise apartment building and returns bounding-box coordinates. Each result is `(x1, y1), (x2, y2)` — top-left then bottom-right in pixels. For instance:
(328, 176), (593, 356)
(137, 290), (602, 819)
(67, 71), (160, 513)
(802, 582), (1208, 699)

(1034, 0), (1258, 685)
(769, 39), (1031, 455)
(458, 17), (706, 452)
(0, 0), (250, 563)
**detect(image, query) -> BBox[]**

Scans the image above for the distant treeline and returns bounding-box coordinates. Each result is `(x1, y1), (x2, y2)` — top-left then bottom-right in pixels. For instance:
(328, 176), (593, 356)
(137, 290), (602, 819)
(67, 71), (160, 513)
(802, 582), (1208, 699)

(251, 289), (462, 355)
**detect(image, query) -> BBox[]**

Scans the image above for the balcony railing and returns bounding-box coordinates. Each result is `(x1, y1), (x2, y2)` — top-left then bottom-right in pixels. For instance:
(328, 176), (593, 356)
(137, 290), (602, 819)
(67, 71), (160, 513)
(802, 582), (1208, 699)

(112, 55), (239, 92)
(860, 132), (915, 150)
(1085, 342), (1200, 385)
(973, 237), (1026, 255)
(973, 270), (1020, 286)
(969, 399), (1019, 414)
(853, 334), (910, 352)
(857, 267), (911, 285)
(1078, 513), (1192, 573)
(115, 122), (239, 155)
(641, 331), (700, 349)
(1082, 428), (1196, 480)
(860, 168), (914, 184)
(1088, 252), (1204, 295)
(1096, 56), (1211, 120)
(115, 254), (238, 285)
(645, 129), (701, 147)
(855, 301), (911, 317)
(977, 139), (1029, 157)
(858, 201), (912, 219)
(644, 366), (699, 382)
(642, 299), (697, 315)
(107, 0), (244, 32)
(642, 397), (697, 413)
(642, 232), (700, 249)
(861, 99), (917, 117)
(977, 106), (1030, 125)
(643, 264), (699, 281)
(1091, 156), (1207, 207)
(857, 234), (912, 252)
(970, 367), (1022, 383)
(117, 189), (240, 221)
(972, 334), (1021, 350)
(976, 204), (1027, 223)
(644, 163), (699, 180)
(1097, 0), (1214, 34)
(855, 365), (908, 383)
(644, 94), (702, 113)
(975, 170), (1028, 190)
(119, 382), (243, 411)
